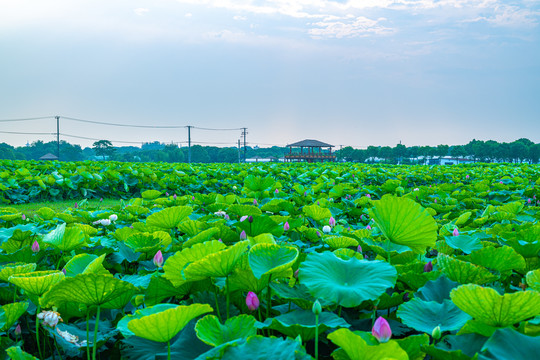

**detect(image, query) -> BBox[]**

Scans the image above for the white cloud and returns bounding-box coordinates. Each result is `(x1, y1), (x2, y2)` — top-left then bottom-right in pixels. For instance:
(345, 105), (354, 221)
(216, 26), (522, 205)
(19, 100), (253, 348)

(185, 12), (193, 18)
(309, 16), (393, 38)
(234, 15), (247, 20)
(133, 8), (149, 16)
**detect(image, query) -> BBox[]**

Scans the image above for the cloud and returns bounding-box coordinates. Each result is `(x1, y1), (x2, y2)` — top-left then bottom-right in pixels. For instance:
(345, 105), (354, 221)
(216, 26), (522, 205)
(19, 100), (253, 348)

(133, 8), (149, 16)
(308, 16), (393, 38)
(185, 12), (193, 18)
(234, 15), (247, 21)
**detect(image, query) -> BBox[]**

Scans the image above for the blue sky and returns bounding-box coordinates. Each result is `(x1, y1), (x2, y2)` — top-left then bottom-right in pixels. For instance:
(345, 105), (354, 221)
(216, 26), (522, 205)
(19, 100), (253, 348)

(1, 0), (539, 149)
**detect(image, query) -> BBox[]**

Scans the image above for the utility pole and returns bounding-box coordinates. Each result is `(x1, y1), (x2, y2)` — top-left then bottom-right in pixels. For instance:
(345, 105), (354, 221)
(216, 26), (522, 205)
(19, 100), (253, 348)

(238, 139), (241, 164)
(187, 126), (192, 163)
(56, 115), (60, 160)
(241, 127), (247, 163)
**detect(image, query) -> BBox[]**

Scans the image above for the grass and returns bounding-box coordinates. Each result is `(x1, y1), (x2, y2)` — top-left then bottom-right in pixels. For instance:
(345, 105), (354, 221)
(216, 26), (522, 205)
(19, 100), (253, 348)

(1, 198), (122, 218)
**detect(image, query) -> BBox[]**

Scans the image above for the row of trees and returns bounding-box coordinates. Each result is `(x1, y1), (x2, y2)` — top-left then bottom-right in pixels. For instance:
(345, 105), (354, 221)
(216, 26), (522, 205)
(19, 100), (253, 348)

(0, 138), (538, 163)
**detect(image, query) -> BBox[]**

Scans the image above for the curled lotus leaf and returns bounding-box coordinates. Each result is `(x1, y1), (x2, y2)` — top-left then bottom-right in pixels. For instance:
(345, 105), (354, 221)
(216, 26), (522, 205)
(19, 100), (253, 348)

(437, 254), (498, 285)
(323, 236), (359, 250)
(195, 314), (257, 347)
(63, 254), (108, 277)
(41, 273), (138, 309)
(0, 302), (29, 331)
(327, 328), (408, 360)
(146, 206), (193, 230)
(526, 269), (540, 292)
(368, 195), (437, 254)
(128, 303), (213, 343)
(9, 270), (65, 296)
(183, 228), (220, 249)
(467, 246), (526, 273)
(183, 241), (249, 280)
(248, 243), (298, 280)
(141, 190), (162, 200)
(42, 223), (86, 252)
(450, 284), (540, 327)
(0, 263), (37, 282)
(397, 298), (471, 333)
(125, 233), (161, 254)
(118, 303), (178, 338)
(302, 204), (332, 222)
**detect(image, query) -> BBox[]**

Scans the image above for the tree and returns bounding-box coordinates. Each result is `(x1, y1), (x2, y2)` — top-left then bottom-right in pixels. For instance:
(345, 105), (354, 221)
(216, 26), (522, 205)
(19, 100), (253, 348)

(93, 140), (115, 159)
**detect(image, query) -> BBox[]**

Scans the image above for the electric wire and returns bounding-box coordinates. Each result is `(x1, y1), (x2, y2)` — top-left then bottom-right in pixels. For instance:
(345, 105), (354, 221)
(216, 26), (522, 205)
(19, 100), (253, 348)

(0, 116), (54, 122)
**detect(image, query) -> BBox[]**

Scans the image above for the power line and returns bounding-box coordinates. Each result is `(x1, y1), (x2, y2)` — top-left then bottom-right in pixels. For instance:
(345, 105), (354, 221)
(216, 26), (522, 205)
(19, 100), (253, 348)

(0, 130), (56, 135)
(61, 116), (187, 129)
(192, 126), (244, 131)
(0, 116), (54, 122)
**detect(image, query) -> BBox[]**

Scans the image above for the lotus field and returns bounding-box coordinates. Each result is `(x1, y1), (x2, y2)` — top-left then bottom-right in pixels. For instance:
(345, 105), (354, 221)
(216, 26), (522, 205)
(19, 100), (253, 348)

(1, 160), (540, 359)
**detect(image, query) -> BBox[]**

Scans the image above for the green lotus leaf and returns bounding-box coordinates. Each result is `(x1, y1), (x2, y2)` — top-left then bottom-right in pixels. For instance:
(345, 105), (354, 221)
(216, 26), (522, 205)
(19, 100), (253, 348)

(414, 276), (459, 303)
(183, 228), (220, 249)
(398, 269), (441, 290)
(299, 251), (397, 308)
(256, 310), (350, 341)
(260, 199), (294, 214)
(395, 334), (430, 360)
(437, 254), (498, 285)
(0, 263), (36, 282)
(450, 284), (540, 327)
(504, 239), (540, 258)
(125, 233), (161, 254)
(0, 302), (29, 331)
(269, 282), (324, 310)
(163, 240), (226, 286)
(302, 204), (332, 222)
(146, 206), (193, 229)
(422, 333), (487, 360)
(375, 292), (406, 310)
(454, 212), (472, 226)
(195, 314), (257, 347)
(397, 298), (471, 333)
(42, 223), (86, 252)
(468, 246), (526, 273)
(125, 205), (150, 216)
(41, 273), (138, 309)
(244, 175), (275, 192)
(9, 270), (65, 296)
(37, 207), (56, 220)
(183, 241), (249, 280)
(327, 328), (409, 360)
(458, 320), (500, 337)
(144, 276), (194, 306)
(323, 236), (359, 250)
(227, 204), (262, 217)
(6, 346), (38, 360)
(333, 248), (364, 261)
(368, 195), (438, 253)
(63, 254), (108, 277)
(141, 189), (162, 200)
(177, 219), (205, 236)
(236, 215), (283, 237)
(480, 328), (540, 360)
(249, 233), (276, 246)
(128, 303), (213, 343)
(248, 243), (298, 280)
(229, 256), (284, 294)
(118, 303), (178, 338)
(444, 235), (483, 254)
(526, 269), (540, 292)
(0, 213), (22, 221)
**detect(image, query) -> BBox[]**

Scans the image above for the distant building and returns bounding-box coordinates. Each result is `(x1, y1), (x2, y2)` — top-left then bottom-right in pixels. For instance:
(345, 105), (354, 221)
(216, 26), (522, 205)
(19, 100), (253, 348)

(426, 156), (475, 165)
(285, 139), (336, 163)
(245, 156), (284, 163)
(39, 153), (58, 161)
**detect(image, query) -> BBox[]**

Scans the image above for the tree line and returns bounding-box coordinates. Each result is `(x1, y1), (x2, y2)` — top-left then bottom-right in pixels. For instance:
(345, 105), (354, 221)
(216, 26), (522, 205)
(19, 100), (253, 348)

(0, 138), (538, 163)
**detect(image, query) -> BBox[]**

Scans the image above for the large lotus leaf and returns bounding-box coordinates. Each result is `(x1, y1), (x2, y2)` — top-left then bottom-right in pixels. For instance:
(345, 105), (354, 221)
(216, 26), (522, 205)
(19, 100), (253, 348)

(526, 269), (540, 292)
(467, 246), (526, 273)
(177, 219), (205, 237)
(244, 175), (275, 192)
(128, 303), (213, 343)
(42, 223), (86, 252)
(450, 284), (540, 327)
(454, 212), (472, 226)
(5, 346), (38, 360)
(395, 334), (430, 360)
(37, 207), (56, 220)
(144, 276), (194, 306)
(437, 254), (498, 285)
(125, 205), (150, 216)
(125, 233), (161, 254)
(229, 256), (284, 294)
(63, 254), (107, 277)
(146, 206), (193, 229)
(368, 195), (437, 253)
(414, 276), (460, 303)
(260, 199), (295, 214)
(227, 204), (262, 217)
(269, 282), (322, 310)
(327, 328), (409, 360)
(183, 241), (249, 280)
(163, 240), (226, 286)
(256, 310), (350, 341)
(195, 314), (257, 347)
(299, 251), (397, 308)
(194, 335), (312, 360)
(333, 248), (364, 261)
(302, 204), (332, 222)
(423, 333), (487, 360)
(0, 263), (36, 282)
(444, 235), (483, 254)
(9, 270), (65, 296)
(479, 328), (540, 360)
(236, 216), (283, 237)
(41, 273), (138, 308)
(249, 233), (276, 246)
(183, 228), (220, 249)
(248, 243), (298, 280)
(504, 238), (540, 258)
(0, 302), (29, 331)
(397, 298), (471, 333)
(323, 236), (359, 250)
(141, 189), (162, 200)
(118, 304), (178, 337)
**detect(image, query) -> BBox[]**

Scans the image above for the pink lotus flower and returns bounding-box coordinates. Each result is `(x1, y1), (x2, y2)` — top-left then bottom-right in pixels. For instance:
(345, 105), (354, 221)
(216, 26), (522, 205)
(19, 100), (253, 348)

(284, 222), (290, 231)
(528, 199), (532, 204)
(246, 291), (259, 311)
(218, 238), (223, 243)
(253, 199), (258, 205)
(453, 228), (459, 237)
(366, 194), (371, 198)
(99, 198), (103, 202)
(372, 317), (392, 343)
(294, 269), (299, 278)
(329, 217), (336, 227)
(173, 194), (177, 200)
(165, 192), (169, 197)
(357, 245), (362, 253)
(62, 268), (67, 275)
(424, 261), (433, 272)
(466, 175), (470, 180)
(240, 230), (247, 240)
(304, 191), (307, 197)
(366, 225), (372, 230)
(434, 199), (437, 203)
(31, 240), (40, 253)
(74, 202), (78, 208)
(153, 250), (164, 268)
(275, 189), (279, 194)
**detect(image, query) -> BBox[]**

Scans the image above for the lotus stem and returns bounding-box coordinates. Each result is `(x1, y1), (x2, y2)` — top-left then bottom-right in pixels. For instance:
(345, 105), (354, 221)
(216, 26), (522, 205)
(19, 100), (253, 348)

(213, 284), (222, 322)
(86, 311), (91, 360)
(92, 305), (101, 360)
(266, 274), (272, 319)
(225, 275), (230, 320)
(338, 305), (342, 318)
(36, 304), (43, 360)
(167, 340), (171, 360)
(314, 313), (319, 360)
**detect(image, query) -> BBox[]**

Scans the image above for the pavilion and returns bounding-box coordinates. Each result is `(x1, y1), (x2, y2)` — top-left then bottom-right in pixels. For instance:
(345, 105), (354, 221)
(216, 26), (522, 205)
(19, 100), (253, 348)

(285, 139), (336, 163)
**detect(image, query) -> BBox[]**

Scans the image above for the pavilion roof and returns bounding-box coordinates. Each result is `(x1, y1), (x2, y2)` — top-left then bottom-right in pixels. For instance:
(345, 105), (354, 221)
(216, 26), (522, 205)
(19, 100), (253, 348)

(286, 139), (334, 148)
(39, 153), (58, 160)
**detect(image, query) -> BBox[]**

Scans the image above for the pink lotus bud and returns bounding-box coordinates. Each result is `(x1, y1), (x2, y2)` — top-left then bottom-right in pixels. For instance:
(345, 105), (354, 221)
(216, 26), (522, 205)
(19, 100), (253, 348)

(434, 199), (437, 203)
(248, 215), (254, 223)
(166, 192), (169, 196)
(31, 240), (40, 253)
(366, 225), (372, 230)
(294, 269), (299, 278)
(304, 191), (307, 197)
(100, 198), (103, 202)
(329, 217), (336, 227)
(246, 291), (259, 311)
(275, 189), (279, 194)
(62, 268), (66, 275)
(253, 199), (258, 205)
(240, 215), (248, 222)
(14, 324), (22, 336)
(240, 230), (247, 240)
(528, 199), (532, 204)
(424, 261), (433, 272)
(499, 181), (503, 184)
(153, 250), (164, 268)
(372, 317), (392, 343)
(173, 194), (177, 200)
(284, 221), (290, 231)
(74, 202), (78, 208)
(357, 245), (362, 253)
(452, 228), (459, 237)
(224, 214), (230, 220)
(316, 231), (321, 237)
(192, 196), (195, 201)
(466, 175), (469, 180)
(22, 214), (26, 221)
(366, 194), (371, 198)
(218, 238), (223, 243)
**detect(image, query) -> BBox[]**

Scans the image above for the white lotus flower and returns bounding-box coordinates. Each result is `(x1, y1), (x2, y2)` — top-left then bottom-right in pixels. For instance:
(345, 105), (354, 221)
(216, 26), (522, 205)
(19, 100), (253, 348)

(100, 218), (111, 226)
(37, 310), (62, 328)
(56, 328), (79, 344)
(109, 214), (118, 221)
(322, 225), (331, 234)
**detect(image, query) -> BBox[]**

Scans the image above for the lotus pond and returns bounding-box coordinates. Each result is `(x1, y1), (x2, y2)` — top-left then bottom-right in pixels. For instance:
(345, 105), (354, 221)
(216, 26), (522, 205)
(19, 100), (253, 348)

(1, 161), (540, 359)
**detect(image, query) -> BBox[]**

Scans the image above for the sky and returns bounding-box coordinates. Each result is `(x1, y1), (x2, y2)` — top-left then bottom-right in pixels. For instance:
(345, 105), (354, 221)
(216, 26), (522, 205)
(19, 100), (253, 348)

(1, 0), (539, 149)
